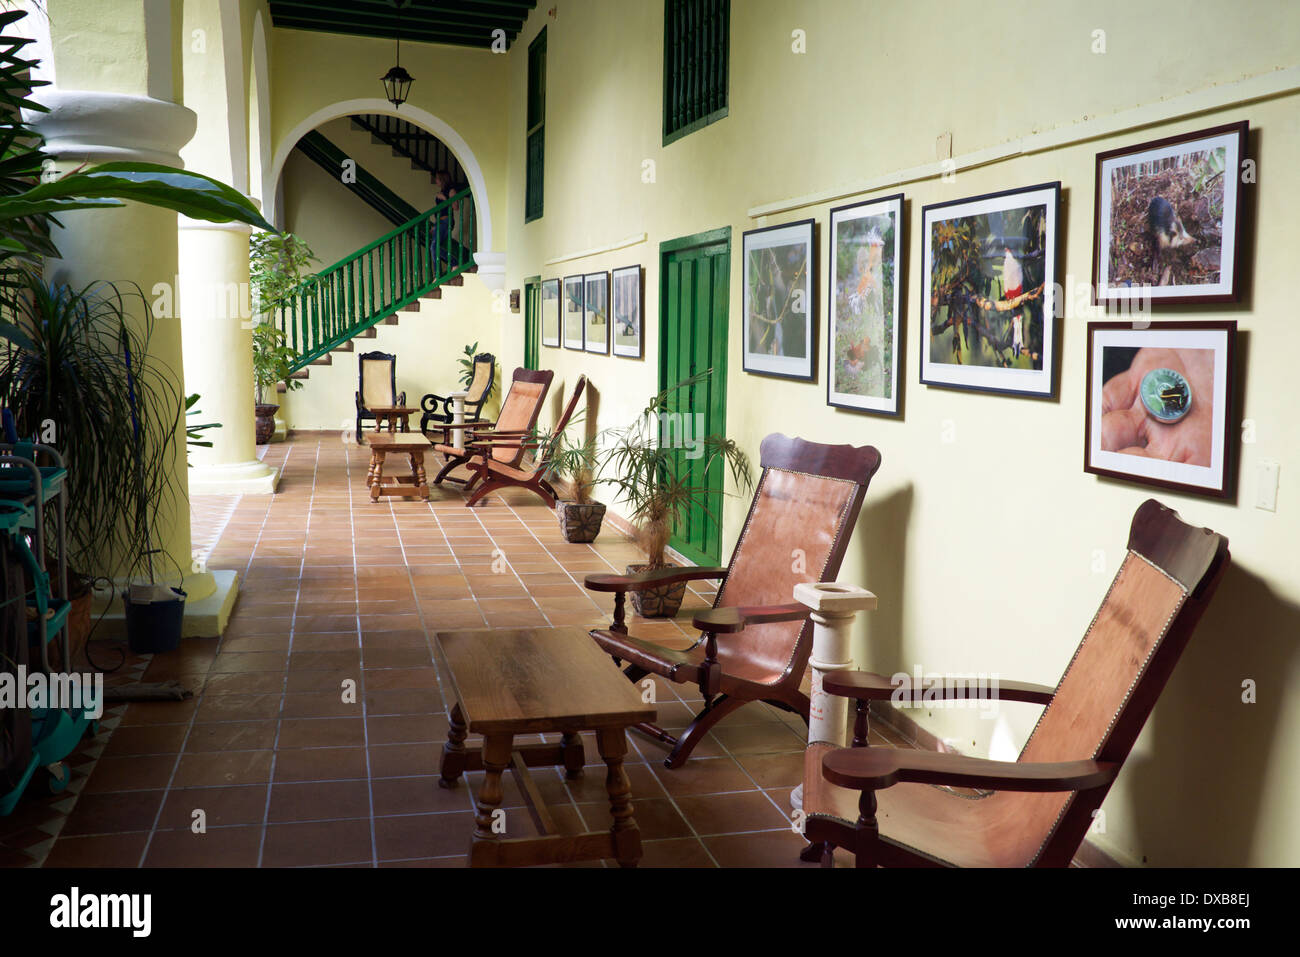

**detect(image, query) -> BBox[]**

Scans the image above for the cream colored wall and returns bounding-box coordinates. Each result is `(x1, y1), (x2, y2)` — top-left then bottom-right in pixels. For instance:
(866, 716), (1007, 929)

(499, 0), (1300, 866)
(280, 146), (396, 268)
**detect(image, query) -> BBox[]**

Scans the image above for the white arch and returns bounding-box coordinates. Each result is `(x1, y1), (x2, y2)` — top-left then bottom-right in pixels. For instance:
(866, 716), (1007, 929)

(267, 98), (493, 251)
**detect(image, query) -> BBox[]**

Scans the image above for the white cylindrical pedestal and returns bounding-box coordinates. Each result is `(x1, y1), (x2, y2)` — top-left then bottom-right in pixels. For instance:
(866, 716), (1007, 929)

(450, 391), (470, 451)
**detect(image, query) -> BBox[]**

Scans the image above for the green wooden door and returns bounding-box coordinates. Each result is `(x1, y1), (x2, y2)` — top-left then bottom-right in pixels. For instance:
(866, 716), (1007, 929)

(523, 276), (541, 370)
(659, 227), (730, 566)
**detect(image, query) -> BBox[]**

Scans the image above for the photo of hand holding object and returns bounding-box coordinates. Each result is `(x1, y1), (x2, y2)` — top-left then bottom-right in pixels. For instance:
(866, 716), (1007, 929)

(1101, 347), (1215, 467)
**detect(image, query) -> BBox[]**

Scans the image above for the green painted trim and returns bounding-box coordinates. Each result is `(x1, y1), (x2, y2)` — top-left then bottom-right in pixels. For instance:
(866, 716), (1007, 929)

(662, 106), (729, 148)
(523, 275), (542, 284)
(658, 226), (731, 255)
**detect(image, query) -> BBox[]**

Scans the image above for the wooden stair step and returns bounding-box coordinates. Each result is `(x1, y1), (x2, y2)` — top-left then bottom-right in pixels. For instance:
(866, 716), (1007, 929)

(359, 327), (378, 338)
(310, 355), (332, 366)
(422, 288), (442, 300)
(382, 315), (400, 325)
(444, 275), (463, 286)
(289, 370), (309, 380)
(401, 302), (421, 312)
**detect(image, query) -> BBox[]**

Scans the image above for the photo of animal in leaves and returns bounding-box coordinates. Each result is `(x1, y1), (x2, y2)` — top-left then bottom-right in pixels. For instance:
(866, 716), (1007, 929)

(921, 182), (1059, 397)
(828, 194), (903, 415)
(743, 219), (816, 380)
(1094, 122), (1247, 305)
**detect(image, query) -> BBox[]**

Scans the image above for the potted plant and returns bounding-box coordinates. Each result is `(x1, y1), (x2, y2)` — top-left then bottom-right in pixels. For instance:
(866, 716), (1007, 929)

(599, 371), (753, 617)
(546, 430), (605, 543)
(249, 231), (316, 442)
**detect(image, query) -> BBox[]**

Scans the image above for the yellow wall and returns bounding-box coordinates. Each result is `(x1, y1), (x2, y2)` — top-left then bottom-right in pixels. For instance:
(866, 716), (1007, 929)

(496, 0), (1300, 866)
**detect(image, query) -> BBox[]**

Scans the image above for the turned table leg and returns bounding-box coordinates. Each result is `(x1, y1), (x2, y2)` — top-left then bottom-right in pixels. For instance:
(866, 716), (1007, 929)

(471, 733), (514, 866)
(369, 450), (385, 502)
(366, 449), (380, 488)
(560, 731), (585, 780)
(439, 702), (469, 788)
(597, 727), (640, 868)
(411, 450), (429, 501)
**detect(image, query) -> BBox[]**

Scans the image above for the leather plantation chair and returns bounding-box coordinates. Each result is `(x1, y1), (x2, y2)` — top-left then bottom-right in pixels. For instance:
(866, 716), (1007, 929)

(429, 367), (553, 491)
(584, 434), (881, 769)
(354, 351), (405, 445)
(461, 375), (587, 509)
(801, 499), (1229, 867)
(421, 352), (495, 439)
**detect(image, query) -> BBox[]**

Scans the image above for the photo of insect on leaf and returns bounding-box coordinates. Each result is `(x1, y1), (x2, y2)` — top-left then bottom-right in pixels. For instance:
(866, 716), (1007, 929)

(920, 182), (1059, 397)
(742, 219), (816, 381)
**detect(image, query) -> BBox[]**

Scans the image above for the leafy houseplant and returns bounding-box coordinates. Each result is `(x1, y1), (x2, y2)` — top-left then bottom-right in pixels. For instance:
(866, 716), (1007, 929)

(599, 371), (753, 617)
(249, 232), (316, 443)
(458, 341), (498, 402)
(185, 393), (220, 464)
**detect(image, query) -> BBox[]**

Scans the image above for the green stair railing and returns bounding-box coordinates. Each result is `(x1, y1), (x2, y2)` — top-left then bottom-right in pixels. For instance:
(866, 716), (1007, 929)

(275, 188), (475, 373)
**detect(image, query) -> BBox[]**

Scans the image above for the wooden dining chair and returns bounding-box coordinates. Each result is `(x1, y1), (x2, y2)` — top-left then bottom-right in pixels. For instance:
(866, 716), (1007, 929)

(420, 353), (496, 439)
(801, 499), (1230, 867)
(460, 375), (587, 508)
(584, 434), (881, 768)
(354, 351), (405, 445)
(429, 367), (553, 490)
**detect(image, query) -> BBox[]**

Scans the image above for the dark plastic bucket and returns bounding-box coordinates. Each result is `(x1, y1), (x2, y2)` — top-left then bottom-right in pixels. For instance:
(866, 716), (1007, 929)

(122, 588), (186, 654)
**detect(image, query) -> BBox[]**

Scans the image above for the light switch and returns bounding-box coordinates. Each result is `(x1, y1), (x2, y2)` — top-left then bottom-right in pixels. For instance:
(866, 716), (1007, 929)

(1256, 459), (1280, 512)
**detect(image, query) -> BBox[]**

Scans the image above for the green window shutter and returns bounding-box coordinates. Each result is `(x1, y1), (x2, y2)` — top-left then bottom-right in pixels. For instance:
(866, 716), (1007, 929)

(525, 28), (547, 222)
(663, 0), (729, 145)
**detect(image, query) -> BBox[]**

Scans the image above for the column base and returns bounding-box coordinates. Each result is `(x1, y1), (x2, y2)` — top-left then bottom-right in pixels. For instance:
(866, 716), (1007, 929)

(188, 459), (281, 495)
(272, 415), (288, 442)
(89, 569), (240, 639)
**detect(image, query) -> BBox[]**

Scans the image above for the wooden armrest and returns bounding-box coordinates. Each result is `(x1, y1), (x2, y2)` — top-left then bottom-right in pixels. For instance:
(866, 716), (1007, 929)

(822, 670), (1056, 706)
(585, 566), (727, 593)
(439, 420), (495, 431)
(821, 746), (1119, 793)
(692, 603), (808, 634)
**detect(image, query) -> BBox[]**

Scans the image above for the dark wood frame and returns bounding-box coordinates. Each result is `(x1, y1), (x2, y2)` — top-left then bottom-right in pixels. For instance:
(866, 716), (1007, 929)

(919, 181), (1061, 399)
(826, 193), (906, 417)
(1091, 121), (1249, 307)
(540, 277), (561, 347)
(429, 367), (554, 491)
(582, 271), (609, 355)
(354, 350), (406, 445)
(562, 274), (584, 350)
(419, 352), (495, 438)
(1083, 320), (1237, 499)
(741, 218), (817, 382)
(610, 264), (644, 359)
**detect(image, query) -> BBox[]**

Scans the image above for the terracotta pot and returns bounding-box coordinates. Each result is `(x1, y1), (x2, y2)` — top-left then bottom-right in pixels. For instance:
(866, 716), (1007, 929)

(254, 403), (279, 444)
(626, 562), (686, 618)
(50, 589), (92, 672)
(557, 500), (606, 543)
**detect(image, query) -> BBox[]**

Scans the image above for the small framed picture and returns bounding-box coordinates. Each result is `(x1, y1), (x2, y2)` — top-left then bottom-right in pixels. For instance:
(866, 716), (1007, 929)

(583, 272), (609, 354)
(743, 218), (816, 381)
(827, 193), (904, 416)
(1085, 320), (1236, 499)
(1093, 121), (1248, 306)
(611, 264), (643, 358)
(920, 182), (1060, 398)
(540, 278), (560, 348)
(562, 275), (584, 350)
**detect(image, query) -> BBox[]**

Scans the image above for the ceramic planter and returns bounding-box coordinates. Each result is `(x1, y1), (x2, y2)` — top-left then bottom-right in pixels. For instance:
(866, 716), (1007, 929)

(254, 403), (279, 444)
(626, 562), (686, 618)
(557, 500), (606, 543)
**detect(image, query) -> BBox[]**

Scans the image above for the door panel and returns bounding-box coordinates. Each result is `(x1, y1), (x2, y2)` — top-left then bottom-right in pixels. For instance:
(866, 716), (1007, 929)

(523, 278), (540, 370)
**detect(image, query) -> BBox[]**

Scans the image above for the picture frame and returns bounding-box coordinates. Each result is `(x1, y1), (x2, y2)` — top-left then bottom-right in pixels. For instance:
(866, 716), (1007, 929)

(1092, 121), (1248, 306)
(583, 271), (609, 354)
(1084, 320), (1236, 499)
(562, 274), (584, 350)
(611, 264), (643, 358)
(827, 193), (905, 416)
(540, 278), (561, 348)
(742, 218), (816, 381)
(920, 182), (1060, 398)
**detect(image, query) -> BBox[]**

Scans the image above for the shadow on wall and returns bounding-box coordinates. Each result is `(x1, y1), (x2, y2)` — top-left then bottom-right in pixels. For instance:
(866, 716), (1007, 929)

(853, 482), (914, 673)
(1122, 562), (1299, 865)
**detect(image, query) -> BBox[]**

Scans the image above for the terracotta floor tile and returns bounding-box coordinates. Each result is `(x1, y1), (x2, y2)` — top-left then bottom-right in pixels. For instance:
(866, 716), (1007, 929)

(262, 819), (373, 867)
(277, 717), (367, 749)
(373, 811), (476, 861)
(184, 720), (278, 753)
(268, 780), (372, 822)
(102, 724), (190, 757)
(43, 832), (150, 868)
(61, 789), (165, 836)
(144, 826), (263, 867)
(272, 746), (368, 783)
(157, 786), (268, 829)
(673, 791), (790, 835)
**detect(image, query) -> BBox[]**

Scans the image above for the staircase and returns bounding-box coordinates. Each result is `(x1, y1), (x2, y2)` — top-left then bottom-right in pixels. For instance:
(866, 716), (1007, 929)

(272, 187), (477, 378)
(293, 129), (421, 228)
(350, 114), (469, 190)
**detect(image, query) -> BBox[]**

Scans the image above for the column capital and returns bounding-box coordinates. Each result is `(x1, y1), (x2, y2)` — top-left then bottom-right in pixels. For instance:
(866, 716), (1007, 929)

(473, 251), (507, 291)
(25, 89), (196, 167)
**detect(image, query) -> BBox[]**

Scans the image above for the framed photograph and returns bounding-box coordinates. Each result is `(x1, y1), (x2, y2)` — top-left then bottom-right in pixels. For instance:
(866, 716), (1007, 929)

(1093, 121), (1248, 306)
(611, 264), (643, 358)
(743, 218), (816, 380)
(827, 194), (904, 416)
(583, 272), (609, 354)
(540, 278), (561, 348)
(1085, 320), (1236, 499)
(562, 274), (584, 350)
(920, 182), (1060, 397)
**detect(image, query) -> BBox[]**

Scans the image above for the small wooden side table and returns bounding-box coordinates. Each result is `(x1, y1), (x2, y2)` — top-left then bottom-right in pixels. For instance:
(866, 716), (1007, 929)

(369, 405), (416, 434)
(365, 433), (432, 502)
(436, 626), (657, 868)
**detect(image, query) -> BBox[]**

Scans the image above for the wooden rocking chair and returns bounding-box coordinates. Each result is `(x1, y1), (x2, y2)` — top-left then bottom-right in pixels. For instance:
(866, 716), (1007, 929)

(420, 352), (495, 439)
(461, 375), (587, 508)
(801, 499), (1229, 867)
(429, 367), (553, 490)
(584, 434), (881, 769)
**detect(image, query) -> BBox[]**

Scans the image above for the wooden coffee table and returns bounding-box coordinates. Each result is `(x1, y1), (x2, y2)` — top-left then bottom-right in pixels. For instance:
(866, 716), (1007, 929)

(436, 626), (657, 868)
(365, 433), (432, 502)
(369, 405), (416, 434)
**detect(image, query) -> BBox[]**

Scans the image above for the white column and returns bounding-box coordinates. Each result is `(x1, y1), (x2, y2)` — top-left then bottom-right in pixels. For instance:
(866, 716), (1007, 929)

(790, 582), (877, 812)
(450, 391), (469, 451)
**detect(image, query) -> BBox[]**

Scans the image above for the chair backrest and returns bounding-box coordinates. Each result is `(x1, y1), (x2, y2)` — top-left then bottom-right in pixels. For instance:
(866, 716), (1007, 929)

(466, 354), (496, 409)
(1008, 499), (1229, 866)
(491, 368), (554, 464)
(712, 434), (881, 690)
(359, 352), (397, 409)
(535, 375), (588, 472)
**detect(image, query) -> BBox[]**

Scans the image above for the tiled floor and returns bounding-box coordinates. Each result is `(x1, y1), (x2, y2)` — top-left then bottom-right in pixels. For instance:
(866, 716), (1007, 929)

(4, 432), (916, 868)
